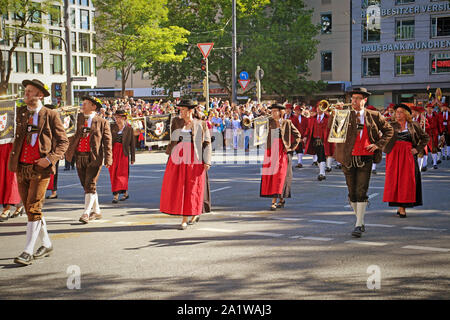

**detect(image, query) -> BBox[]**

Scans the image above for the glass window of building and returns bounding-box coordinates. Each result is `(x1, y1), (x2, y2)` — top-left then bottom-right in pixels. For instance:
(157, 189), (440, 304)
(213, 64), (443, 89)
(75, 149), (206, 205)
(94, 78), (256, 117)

(362, 17), (381, 42)
(80, 9), (90, 30)
(321, 51), (332, 72)
(16, 31), (26, 48)
(71, 32), (77, 52)
(13, 51), (27, 73)
(50, 30), (62, 50)
(430, 52), (450, 74)
(31, 34), (42, 49)
(51, 54), (63, 74)
(361, 0), (380, 8)
(79, 33), (90, 52)
(80, 56), (91, 75)
(115, 69), (122, 80)
(31, 53), (43, 74)
(72, 56), (78, 75)
(30, 2), (42, 23)
(50, 5), (61, 26)
(362, 56), (380, 77)
(80, 0), (89, 6)
(431, 16), (450, 38)
(396, 19), (415, 40)
(71, 8), (76, 28)
(93, 57), (97, 76)
(321, 14), (332, 34)
(395, 0), (414, 4)
(395, 55), (414, 75)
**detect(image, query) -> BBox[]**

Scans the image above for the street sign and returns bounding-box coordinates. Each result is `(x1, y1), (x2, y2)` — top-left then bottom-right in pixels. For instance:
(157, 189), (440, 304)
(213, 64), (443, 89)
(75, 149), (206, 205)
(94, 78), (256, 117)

(255, 67), (264, 80)
(239, 71), (249, 80)
(238, 79), (250, 91)
(173, 91), (181, 98)
(197, 43), (214, 59)
(71, 77), (87, 81)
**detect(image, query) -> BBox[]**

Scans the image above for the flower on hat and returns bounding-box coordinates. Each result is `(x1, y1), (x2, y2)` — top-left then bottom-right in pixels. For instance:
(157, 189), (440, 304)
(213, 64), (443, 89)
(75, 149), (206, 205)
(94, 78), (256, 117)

(94, 97), (102, 104)
(44, 84), (49, 91)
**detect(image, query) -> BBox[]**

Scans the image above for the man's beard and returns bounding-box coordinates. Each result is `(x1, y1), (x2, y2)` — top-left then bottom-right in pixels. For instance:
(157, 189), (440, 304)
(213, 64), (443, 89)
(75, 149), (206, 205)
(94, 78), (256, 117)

(25, 96), (40, 108)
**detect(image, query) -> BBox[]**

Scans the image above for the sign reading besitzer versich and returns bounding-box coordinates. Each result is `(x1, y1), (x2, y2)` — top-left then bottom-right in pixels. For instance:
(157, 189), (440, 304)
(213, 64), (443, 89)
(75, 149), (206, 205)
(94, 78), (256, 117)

(0, 100), (16, 144)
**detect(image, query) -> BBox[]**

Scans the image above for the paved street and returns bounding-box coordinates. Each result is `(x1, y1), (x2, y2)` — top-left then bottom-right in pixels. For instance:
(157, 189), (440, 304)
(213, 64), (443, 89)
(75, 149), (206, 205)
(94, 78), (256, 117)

(1, 149), (449, 299)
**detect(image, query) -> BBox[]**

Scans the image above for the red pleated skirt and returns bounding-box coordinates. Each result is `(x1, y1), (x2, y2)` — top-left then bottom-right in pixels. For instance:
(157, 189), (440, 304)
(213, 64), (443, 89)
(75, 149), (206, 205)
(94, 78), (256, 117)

(260, 138), (288, 197)
(108, 142), (129, 193)
(0, 143), (21, 205)
(383, 141), (416, 204)
(160, 142), (205, 216)
(47, 174), (55, 191)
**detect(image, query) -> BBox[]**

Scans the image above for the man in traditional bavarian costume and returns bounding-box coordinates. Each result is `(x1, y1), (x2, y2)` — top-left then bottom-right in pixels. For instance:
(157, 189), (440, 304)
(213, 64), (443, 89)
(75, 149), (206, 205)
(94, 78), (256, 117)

(330, 88), (393, 238)
(66, 96), (112, 224)
(9, 79), (69, 265)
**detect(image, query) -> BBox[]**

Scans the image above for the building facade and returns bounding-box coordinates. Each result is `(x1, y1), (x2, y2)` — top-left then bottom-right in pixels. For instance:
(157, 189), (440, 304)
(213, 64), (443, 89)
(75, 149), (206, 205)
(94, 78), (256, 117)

(352, 0), (450, 108)
(1, 0), (97, 105)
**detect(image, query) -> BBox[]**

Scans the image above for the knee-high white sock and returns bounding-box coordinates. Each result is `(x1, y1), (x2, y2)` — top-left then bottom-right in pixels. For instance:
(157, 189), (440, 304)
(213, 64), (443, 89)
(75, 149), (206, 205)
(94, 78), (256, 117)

(93, 193), (100, 214)
(313, 154), (318, 162)
(423, 155), (428, 167)
(297, 153), (303, 164)
(319, 162), (326, 175)
(446, 146), (450, 156)
(438, 151), (442, 160)
(326, 157), (332, 168)
(372, 163), (377, 170)
(355, 202), (367, 227)
(84, 193), (96, 215)
(350, 201), (357, 215)
(24, 221), (42, 255)
(432, 153), (438, 165)
(39, 217), (52, 248)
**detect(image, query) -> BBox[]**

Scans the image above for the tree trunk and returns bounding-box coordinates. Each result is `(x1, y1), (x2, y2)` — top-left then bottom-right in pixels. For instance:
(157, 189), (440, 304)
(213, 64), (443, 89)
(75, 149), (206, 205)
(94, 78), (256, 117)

(121, 67), (126, 98)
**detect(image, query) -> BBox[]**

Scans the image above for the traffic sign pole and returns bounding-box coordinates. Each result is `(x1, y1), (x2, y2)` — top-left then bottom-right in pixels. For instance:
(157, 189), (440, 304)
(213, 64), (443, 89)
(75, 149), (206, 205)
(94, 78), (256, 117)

(206, 57), (209, 112)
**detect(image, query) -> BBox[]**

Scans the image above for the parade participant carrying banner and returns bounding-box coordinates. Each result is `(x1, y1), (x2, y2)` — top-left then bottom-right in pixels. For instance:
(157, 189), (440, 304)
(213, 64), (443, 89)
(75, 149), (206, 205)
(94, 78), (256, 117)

(0, 100), (17, 145)
(146, 114), (171, 142)
(253, 116), (269, 147)
(57, 106), (78, 138)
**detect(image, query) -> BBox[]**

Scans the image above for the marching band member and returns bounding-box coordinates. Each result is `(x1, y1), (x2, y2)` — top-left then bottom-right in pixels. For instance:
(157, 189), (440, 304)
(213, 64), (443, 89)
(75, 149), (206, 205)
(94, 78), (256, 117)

(109, 110), (135, 203)
(330, 88), (393, 238)
(9, 79), (68, 265)
(425, 103), (441, 169)
(260, 104), (301, 211)
(438, 103), (449, 160)
(160, 99), (212, 230)
(383, 103), (395, 122)
(66, 96), (113, 224)
(291, 105), (309, 168)
(383, 104), (429, 218)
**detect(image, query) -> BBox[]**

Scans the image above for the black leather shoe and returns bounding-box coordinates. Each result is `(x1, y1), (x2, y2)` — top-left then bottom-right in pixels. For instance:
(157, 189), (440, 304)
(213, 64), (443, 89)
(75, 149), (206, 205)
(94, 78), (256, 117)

(351, 227), (362, 238)
(399, 213), (407, 218)
(112, 198), (119, 204)
(335, 164), (342, 169)
(317, 174), (326, 181)
(14, 252), (33, 266)
(372, 170), (377, 175)
(312, 161), (318, 166)
(437, 160), (442, 164)
(433, 165), (438, 169)
(325, 167), (332, 173)
(33, 246), (53, 259)
(361, 225), (365, 232)
(276, 200), (285, 208)
(46, 194), (58, 199)
(421, 166), (427, 172)
(119, 194), (129, 201)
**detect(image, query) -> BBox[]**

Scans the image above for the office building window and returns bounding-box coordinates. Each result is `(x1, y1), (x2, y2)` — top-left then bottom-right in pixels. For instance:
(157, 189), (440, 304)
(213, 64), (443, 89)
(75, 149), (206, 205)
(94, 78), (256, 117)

(321, 13), (332, 34)
(80, 0), (89, 6)
(72, 56), (78, 75)
(16, 31), (26, 48)
(396, 19), (415, 40)
(431, 16), (450, 38)
(396, 55), (414, 75)
(50, 5), (61, 26)
(50, 30), (62, 50)
(362, 15), (381, 42)
(71, 8), (76, 28)
(71, 32), (77, 52)
(431, 52), (450, 74)
(80, 9), (90, 30)
(80, 56), (91, 75)
(115, 69), (122, 80)
(93, 57), (97, 76)
(31, 34), (42, 49)
(362, 0), (380, 7)
(79, 33), (90, 52)
(31, 53), (43, 74)
(362, 56), (380, 77)
(321, 51), (332, 72)
(30, 2), (42, 23)
(13, 51), (27, 73)
(395, 0), (414, 4)
(51, 54), (63, 74)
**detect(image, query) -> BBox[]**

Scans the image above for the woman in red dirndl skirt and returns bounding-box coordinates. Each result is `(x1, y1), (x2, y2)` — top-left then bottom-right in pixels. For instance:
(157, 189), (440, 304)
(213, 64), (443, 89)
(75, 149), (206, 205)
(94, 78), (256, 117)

(160, 100), (211, 230)
(260, 104), (301, 211)
(108, 110), (135, 203)
(0, 143), (23, 221)
(383, 104), (429, 218)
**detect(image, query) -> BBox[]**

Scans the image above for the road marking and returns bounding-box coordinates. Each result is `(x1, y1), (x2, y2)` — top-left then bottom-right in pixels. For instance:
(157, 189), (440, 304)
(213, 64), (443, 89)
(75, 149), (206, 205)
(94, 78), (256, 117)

(402, 227), (447, 231)
(300, 236), (334, 242)
(365, 224), (395, 228)
(309, 219), (347, 225)
(57, 183), (80, 189)
(211, 186), (232, 193)
(270, 217), (303, 221)
(115, 221), (133, 225)
(198, 228), (237, 233)
(345, 240), (388, 246)
(290, 236), (301, 239)
(51, 232), (84, 240)
(402, 245), (450, 253)
(90, 220), (110, 223)
(245, 231), (284, 237)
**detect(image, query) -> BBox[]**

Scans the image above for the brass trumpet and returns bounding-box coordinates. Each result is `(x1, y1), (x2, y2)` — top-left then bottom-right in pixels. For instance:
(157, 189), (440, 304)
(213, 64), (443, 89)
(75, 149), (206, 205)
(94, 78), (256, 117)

(242, 117), (253, 128)
(318, 100), (353, 113)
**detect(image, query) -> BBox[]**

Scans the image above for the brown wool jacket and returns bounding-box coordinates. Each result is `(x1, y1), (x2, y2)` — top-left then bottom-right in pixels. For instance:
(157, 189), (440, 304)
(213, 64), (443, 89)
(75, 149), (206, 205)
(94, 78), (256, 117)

(328, 109), (394, 166)
(110, 123), (136, 163)
(165, 117), (212, 165)
(266, 118), (301, 152)
(383, 121), (429, 154)
(8, 105), (69, 174)
(65, 113), (113, 166)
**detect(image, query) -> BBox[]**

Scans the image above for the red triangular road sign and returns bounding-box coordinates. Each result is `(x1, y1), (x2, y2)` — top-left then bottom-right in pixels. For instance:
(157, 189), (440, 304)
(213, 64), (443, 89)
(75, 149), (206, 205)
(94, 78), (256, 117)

(197, 43), (214, 59)
(238, 79), (250, 91)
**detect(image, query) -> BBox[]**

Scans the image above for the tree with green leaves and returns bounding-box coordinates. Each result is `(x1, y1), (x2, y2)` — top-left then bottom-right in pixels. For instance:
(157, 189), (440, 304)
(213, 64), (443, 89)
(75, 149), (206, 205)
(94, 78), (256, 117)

(148, 0), (325, 101)
(0, 0), (61, 96)
(93, 0), (189, 97)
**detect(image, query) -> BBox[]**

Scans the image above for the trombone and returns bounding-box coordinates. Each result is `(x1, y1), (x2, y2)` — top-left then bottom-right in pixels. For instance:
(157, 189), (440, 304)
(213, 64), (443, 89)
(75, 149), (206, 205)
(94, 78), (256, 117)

(318, 100), (353, 113)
